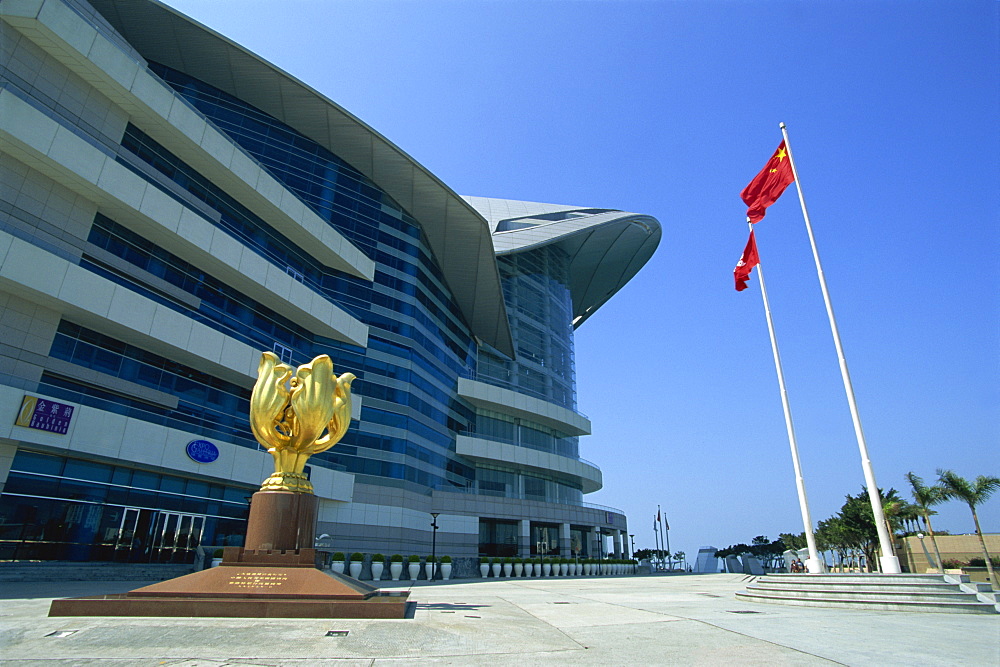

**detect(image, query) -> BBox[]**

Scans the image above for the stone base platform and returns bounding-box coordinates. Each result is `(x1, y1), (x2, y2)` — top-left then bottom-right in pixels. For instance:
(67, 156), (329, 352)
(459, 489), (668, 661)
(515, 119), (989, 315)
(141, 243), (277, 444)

(48, 549), (410, 619)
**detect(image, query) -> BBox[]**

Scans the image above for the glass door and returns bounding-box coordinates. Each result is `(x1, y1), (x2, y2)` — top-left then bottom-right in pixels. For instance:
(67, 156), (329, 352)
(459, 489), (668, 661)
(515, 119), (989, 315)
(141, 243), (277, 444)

(149, 511), (205, 563)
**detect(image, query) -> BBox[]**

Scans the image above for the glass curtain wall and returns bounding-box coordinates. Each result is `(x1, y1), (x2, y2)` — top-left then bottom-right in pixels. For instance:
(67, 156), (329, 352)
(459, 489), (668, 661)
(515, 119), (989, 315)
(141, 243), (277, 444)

(478, 245), (576, 410)
(110, 63), (483, 494)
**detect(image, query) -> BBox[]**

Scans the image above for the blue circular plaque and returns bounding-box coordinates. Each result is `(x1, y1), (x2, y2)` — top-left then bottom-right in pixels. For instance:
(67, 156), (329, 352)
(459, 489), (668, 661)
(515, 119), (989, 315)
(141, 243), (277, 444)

(186, 439), (219, 463)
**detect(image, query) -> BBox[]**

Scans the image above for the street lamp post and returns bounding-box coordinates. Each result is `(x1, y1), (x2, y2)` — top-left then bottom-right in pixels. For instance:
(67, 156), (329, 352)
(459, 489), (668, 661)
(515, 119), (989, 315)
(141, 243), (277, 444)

(430, 512), (439, 581)
(629, 534), (636, 573)
(597, 528), (604, 575)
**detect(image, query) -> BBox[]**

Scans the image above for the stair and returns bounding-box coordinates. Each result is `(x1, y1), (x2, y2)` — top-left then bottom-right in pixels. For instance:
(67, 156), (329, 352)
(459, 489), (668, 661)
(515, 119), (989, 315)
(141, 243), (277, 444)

(736, 573), (999, 614)
(0, 561), (196, 582)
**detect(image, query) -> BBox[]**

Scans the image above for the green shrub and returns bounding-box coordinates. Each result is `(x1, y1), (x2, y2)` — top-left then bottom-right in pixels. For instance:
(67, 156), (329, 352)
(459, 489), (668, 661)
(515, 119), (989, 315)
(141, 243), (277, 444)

(426, 554), (436, 562)
(408, 554), (420, 563)
(332, 552), (345, 561)
(351, 552), (363, 561)
(213, 548), (224, 558)
(372, 553), (385, 562)
(390, 554), (403, 562)
(441, 555), (452, 563)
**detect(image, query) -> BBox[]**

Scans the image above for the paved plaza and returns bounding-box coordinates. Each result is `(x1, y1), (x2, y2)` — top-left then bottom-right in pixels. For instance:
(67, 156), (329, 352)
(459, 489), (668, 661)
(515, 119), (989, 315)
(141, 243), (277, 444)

(1, 573), (997, 666)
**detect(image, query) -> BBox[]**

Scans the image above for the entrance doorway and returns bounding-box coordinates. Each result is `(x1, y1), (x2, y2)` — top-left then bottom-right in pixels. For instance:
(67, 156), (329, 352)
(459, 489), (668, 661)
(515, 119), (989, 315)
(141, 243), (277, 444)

(114, 508), (205, 564)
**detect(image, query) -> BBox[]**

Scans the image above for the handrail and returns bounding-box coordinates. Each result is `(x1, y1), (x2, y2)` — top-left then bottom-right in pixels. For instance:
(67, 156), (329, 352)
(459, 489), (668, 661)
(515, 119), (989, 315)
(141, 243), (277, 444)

(432, 487), (624, 516)
(458, 371), (589, 420)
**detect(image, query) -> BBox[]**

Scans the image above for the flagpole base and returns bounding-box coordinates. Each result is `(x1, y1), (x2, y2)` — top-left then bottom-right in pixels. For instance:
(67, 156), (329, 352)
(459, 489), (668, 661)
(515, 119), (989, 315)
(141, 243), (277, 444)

(879, 555), (902, 574)
(805, 557), (826, 574)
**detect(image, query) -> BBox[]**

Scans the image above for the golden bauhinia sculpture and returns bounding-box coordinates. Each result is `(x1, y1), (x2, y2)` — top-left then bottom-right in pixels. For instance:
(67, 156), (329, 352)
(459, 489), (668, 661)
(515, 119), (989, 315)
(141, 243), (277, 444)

(250, 352), (355, 494)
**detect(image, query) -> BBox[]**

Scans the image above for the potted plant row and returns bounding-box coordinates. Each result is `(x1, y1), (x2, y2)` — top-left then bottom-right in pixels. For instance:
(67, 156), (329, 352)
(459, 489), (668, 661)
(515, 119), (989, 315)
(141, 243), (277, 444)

(321, 553), (457, 581)
(474, 557), (641, 577)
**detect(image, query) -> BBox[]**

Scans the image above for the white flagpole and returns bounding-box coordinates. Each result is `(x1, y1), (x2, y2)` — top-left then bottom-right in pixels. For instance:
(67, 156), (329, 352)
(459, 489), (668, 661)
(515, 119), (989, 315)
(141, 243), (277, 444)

(779, 122), (901, 573)
(662, 510), (670, 558)
(656, 505), (664, 569)
(749, 221), (824, 573)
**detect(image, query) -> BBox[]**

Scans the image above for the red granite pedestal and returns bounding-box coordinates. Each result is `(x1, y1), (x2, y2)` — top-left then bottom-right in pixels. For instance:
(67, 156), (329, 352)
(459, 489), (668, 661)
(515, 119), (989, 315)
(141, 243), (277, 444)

(48, 491), (410, 619)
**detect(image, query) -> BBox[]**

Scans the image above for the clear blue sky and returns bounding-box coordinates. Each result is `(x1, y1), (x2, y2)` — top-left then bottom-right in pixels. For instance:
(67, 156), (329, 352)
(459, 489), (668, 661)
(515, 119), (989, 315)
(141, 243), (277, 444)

(164, 0), (998, 559)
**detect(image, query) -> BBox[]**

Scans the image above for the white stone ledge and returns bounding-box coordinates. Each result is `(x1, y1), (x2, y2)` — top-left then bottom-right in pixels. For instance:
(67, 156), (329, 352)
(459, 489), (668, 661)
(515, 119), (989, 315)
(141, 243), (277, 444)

(456, 434), (602, 494)
(0, 87), (367, 348)
(457, 377), (591, 436)
(0, 0), (375, 283)
(0, 228), (257, 385)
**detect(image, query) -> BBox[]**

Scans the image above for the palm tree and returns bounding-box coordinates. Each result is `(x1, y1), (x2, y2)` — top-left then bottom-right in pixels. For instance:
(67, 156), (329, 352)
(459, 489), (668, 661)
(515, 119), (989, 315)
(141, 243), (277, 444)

(905, 472), (946, 571)
(937, 469), (1000, 586)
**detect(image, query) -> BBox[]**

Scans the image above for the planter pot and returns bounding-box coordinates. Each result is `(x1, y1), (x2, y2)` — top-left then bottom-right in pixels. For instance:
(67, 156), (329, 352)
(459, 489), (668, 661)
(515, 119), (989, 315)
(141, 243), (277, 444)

(210, 558), (223, 568)
(480, 564), (489, 578)
(390, 562), (403, 581)
(491, 563), (501, 578)
(332, 561), (345, 574)
(514, 562), (523, 577)
(371, 562), (384, 581)
(524, 563), (533, 577)
(503, 563), (512, 577)
(560, 563), (568, 576)
(543, 563), (552, 576)
(584, 563), (592, 576)
(349, 562), (363, 579)
(441, 563), (452, 580)
(425, 562), (435, 581)
(408, 563), (420, 581)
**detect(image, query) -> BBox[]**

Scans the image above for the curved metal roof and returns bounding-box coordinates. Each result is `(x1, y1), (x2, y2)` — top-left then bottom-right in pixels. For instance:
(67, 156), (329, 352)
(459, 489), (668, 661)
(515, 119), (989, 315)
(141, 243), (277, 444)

(90, 0), (514, 357)
(464, 197), (662, 328)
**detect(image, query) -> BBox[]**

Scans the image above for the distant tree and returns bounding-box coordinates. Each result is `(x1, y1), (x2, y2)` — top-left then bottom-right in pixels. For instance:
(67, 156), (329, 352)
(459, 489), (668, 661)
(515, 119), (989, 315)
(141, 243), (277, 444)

(816, 516), (859, 570)
(937, 469), (1000, 586)
(831, 488), (905, 572)
(879, 490), (916, 539)
(778, 532), (806, 551)
(905, 472), (946, 569)
(715, 538), (785, 569)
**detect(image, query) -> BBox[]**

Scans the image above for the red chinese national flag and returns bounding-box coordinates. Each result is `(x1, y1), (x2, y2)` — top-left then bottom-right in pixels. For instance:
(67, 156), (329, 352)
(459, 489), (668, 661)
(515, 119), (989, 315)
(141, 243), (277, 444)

(734, 230), (760, 291)
(741, 140), (795, 223)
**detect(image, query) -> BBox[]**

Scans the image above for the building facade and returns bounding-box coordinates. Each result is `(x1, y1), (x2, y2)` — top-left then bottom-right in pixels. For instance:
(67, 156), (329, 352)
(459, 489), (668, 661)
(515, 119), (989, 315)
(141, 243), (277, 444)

(0, 0), (660, 568)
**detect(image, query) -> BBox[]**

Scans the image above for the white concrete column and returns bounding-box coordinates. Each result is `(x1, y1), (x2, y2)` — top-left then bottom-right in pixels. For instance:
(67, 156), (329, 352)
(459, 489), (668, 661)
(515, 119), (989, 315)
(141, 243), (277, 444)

(559, 523), (571, 557)
(0, 441), (17, 494)
(520, 519), (531, 558)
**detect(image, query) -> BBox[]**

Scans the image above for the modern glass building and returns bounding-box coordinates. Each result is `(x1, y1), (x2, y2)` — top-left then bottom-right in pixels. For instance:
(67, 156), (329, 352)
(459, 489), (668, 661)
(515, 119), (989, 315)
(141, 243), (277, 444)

(0, 0), (660, 569)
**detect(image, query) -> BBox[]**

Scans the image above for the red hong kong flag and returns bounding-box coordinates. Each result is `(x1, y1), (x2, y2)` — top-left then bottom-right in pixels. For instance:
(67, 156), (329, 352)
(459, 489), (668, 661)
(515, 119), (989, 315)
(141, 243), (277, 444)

(734, 230), (760, 292)
(741, 140), (795, 223)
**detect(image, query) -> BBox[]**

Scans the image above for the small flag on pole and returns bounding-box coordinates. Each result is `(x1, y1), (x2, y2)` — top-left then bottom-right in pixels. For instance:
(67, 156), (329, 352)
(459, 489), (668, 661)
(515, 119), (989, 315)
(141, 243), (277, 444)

(734, 230), (760, 291)
(741, 140), (795, 223)
(653, 515), (658, 531)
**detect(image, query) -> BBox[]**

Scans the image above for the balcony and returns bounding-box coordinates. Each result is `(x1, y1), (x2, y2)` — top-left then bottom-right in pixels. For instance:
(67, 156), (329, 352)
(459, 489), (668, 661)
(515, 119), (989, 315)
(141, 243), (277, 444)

(455, 435), (602, 494)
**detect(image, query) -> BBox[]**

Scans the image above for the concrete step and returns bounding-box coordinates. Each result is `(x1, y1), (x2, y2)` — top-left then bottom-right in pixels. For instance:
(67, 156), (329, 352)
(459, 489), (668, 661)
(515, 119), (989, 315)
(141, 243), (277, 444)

(751, 581), (968, 594)
(766, 573), (970, 585)
(0, 562), (195, 582)
(739, 572), (999, 614)
(743, 585), (982, 604)
(736, 590), (999, 614)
